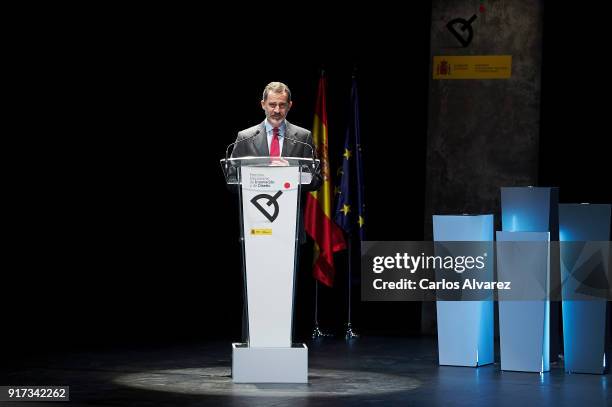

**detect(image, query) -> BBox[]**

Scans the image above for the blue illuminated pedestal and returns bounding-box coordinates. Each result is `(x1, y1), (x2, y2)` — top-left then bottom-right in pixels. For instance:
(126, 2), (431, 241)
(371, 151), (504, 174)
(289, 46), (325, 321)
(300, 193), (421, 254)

(560, 203), (611, 374)
(498, 187), (558, 373)
(433, 214), (494, 367)
(496, 231), (550, 372)
(500, 187), (559, 236)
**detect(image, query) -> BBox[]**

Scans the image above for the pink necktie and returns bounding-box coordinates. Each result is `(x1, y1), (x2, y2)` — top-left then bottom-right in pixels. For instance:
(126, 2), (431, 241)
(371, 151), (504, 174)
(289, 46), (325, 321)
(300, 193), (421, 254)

(270, 127), (280, 157)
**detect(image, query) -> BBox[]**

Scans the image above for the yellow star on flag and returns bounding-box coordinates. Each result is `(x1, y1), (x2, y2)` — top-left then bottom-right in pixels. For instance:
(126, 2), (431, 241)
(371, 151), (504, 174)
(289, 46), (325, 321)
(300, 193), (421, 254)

(343, 148), (352, 160)
(341, 204), (351, 216)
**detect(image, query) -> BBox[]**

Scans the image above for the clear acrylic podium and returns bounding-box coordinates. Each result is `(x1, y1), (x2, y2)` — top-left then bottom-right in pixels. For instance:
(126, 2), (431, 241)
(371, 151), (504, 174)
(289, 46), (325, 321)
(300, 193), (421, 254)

(220, 156), (319, 383)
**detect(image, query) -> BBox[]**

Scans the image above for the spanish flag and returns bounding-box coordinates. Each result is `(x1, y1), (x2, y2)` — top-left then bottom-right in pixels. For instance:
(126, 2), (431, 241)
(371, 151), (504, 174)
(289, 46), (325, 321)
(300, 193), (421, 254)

(305, 73), (346, 287)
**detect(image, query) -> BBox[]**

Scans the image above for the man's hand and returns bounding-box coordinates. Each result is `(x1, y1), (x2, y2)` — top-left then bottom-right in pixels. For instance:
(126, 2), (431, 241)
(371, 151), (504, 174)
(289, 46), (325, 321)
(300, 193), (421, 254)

(269, 158), (290, 166)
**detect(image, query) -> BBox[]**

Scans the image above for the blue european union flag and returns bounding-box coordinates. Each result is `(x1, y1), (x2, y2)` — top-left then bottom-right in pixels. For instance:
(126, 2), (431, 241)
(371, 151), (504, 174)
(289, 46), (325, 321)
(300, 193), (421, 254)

(334, 77), (366, 240)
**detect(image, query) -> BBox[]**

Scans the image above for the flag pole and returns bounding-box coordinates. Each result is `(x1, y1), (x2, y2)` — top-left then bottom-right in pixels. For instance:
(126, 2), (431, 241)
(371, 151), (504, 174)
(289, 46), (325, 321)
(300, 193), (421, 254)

(312, 281), (322, 337)
(308, 67), (343, 339)
(312, 281), (333, 338)
(312, 67), (325, 339)
(346, 68), (361, 340)
(345, 235), (359, 339)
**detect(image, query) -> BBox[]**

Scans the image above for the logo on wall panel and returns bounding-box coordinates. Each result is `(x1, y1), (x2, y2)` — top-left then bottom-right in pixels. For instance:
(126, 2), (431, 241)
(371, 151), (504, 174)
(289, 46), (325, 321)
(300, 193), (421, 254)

(447, 14), (477, 47)
(251, 190), (283, 222)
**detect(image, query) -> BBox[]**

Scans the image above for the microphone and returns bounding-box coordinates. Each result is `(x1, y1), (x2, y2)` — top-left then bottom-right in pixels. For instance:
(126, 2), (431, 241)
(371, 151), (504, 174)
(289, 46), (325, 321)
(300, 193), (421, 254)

(225, 130), (261, 164)
(284, 131), (319, 174)
(285, 132), (317, 160)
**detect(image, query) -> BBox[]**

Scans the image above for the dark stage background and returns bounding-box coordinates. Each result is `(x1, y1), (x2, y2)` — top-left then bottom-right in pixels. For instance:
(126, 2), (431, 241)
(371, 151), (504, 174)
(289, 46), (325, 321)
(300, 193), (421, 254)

(3, 2), (610, 363)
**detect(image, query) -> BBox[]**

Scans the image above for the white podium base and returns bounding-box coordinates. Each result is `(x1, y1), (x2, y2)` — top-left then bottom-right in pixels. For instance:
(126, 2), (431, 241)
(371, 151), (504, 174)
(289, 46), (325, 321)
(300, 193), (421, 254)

(232, 343), (308, 383)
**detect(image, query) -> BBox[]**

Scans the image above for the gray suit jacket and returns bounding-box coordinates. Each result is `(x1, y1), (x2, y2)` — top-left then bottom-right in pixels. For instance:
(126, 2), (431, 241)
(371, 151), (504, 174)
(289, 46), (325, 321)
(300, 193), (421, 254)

(230, 120), (322, 191)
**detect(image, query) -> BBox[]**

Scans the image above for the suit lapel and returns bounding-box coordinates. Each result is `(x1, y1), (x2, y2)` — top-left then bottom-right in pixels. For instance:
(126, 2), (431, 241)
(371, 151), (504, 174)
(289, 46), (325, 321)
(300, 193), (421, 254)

(282, 121), (295, 157)
(255, 121), (268, 156)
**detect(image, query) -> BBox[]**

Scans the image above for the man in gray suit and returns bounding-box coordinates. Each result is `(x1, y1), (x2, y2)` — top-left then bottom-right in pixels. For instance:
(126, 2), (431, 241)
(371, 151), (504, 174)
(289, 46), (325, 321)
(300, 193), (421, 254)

(230, 82), (320, 343)
(230, 81), (321, 191)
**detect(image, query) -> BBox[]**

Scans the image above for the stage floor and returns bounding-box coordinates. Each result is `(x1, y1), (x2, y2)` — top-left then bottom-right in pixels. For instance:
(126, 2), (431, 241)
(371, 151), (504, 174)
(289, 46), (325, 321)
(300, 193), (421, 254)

(1, 336), (609, 406)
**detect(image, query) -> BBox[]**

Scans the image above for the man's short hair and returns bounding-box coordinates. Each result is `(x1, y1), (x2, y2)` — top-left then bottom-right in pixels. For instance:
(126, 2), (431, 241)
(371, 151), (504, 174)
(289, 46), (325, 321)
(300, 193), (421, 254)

(262, 82), (292, 102)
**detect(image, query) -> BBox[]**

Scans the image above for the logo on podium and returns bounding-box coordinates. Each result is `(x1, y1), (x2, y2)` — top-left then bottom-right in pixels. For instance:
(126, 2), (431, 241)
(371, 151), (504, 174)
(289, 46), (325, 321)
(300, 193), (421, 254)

(250, 191), (283, 222)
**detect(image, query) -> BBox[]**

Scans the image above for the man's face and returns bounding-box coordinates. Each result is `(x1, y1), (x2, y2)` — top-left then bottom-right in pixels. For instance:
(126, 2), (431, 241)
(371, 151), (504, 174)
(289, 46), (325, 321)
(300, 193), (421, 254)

(261, 91), (292, 127)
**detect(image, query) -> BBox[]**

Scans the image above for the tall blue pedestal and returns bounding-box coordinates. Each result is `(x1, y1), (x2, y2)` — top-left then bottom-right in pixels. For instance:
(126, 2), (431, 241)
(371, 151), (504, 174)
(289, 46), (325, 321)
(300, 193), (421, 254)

(560, 203), (611, 374)
(498, 187), (558, 372)
(496, 231), (550, 372)
(433, 215), (494, 367)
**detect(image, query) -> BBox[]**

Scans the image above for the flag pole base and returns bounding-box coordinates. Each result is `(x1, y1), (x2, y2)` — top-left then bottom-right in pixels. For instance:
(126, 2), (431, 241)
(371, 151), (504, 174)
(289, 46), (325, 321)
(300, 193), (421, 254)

(345, 323), (359, 340)
(312, 323), (334, 338)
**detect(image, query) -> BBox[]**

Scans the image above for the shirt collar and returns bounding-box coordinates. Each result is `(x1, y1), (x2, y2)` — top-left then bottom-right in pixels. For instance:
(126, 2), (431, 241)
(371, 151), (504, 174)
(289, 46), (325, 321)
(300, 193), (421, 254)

(264, 119), (286, 137)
